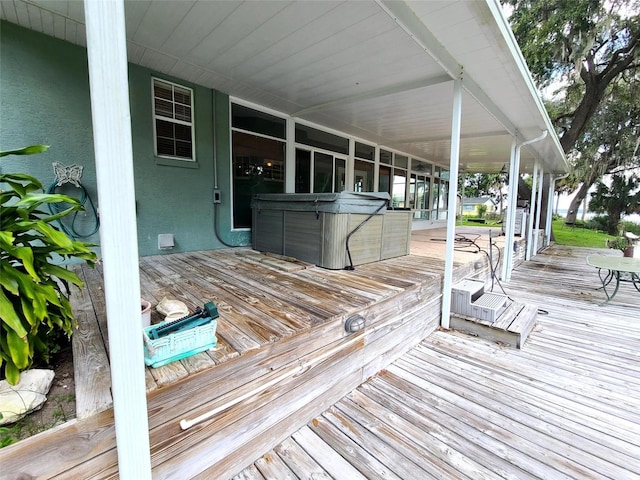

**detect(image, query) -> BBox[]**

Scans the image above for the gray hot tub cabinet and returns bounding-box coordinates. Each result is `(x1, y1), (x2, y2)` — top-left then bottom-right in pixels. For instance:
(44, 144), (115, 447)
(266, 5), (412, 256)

(251, 192), (412, 269)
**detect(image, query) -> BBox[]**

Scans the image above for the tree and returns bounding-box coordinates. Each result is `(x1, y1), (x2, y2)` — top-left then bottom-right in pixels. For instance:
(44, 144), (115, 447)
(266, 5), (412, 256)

(459, 173), (507, 213)
(589, 173), (640, 234)
(504, 0), (640, 224)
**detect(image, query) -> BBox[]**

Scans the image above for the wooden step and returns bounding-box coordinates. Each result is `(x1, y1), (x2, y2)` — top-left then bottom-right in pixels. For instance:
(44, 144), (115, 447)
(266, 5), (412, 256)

(450, 299), (538, 349)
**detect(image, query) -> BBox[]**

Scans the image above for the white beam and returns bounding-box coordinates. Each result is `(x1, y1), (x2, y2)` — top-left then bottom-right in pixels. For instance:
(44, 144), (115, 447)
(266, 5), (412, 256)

(292, 74), (451, 117)
(83, 1), (151, 478)
(441, 77), (463, 329)
(378, 0), (518, 137)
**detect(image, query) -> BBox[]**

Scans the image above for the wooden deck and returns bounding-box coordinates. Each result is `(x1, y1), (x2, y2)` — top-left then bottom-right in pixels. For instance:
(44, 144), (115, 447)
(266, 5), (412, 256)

(236, 245), (640, 479)
(2, 229), (498, 480)
(5, 233), (636, 479)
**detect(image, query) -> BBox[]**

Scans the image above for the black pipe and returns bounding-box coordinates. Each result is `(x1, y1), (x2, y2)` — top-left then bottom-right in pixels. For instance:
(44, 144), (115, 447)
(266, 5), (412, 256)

(344, 199), (389, 270)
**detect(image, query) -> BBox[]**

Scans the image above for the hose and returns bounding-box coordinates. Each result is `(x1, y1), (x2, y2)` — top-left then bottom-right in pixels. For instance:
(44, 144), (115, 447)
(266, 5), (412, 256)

(344, 199), (389, 270)
(46, 181), (100, 239)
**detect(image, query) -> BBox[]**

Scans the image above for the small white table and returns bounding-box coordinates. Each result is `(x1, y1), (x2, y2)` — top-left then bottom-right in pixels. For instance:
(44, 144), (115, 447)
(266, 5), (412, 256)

(586, 255), (640, 304)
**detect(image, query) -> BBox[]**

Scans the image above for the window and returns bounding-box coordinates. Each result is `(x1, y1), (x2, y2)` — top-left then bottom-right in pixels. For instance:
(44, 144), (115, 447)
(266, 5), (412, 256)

(295, 148), (345, 194)
(295, 124), (349, 155)
(152, 78), (194, 161)
(354, 142), (375, 192)
(231, 103), (286, 229)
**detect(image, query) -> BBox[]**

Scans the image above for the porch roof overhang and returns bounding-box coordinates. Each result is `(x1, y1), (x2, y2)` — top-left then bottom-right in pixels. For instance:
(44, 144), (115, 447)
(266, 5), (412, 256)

(1, 0), (568, 175)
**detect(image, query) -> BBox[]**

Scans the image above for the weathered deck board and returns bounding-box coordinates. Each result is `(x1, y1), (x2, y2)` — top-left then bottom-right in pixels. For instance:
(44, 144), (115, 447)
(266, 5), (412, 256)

(241, 244), (640, 479)
(1, 239), (455, 480)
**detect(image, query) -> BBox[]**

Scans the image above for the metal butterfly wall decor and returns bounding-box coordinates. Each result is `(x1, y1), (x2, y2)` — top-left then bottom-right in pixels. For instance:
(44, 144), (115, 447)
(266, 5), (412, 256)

(52, 162), (84, 187)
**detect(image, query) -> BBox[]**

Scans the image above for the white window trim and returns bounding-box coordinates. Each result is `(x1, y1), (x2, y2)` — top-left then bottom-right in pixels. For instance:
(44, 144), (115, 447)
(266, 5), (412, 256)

(151, 77), (196, 162)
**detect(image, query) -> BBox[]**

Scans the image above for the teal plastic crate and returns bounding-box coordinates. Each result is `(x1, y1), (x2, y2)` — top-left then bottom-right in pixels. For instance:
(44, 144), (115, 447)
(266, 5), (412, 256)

(143, 319), (217, 368)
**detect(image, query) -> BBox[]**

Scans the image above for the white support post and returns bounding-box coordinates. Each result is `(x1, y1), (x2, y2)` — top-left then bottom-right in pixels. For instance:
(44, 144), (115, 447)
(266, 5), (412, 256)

(347, 138), (355, 192)
(441, 77), (463, 329)
(525, 160), (539, 261)
(533, 165), (544, 254)
(373, 145), (380, 192)
(501, 137), (519, 282)
(285, 117), (295, 193)
(83, 1), (152, 478)
(545, 174), (556, 246)
(502, 131), (547, 281)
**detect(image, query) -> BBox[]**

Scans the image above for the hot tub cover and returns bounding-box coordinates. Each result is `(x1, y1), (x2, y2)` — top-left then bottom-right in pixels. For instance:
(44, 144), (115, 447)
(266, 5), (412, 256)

(251, 191), (390, 215)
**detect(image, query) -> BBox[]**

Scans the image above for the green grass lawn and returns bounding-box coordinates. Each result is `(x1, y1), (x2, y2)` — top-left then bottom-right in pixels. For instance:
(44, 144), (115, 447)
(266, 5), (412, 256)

(551, 219), (611, 248)
(458, 216), (616, 249)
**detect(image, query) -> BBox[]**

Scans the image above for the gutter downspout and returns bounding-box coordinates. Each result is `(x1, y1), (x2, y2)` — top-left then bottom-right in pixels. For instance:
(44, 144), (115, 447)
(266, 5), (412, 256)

(502, 130), (547, 282)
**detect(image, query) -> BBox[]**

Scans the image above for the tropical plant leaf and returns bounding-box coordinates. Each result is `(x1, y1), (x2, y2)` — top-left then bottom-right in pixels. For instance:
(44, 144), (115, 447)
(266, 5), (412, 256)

(0, 145), (49, 157)
(33, 221), (74, 249)
(6, 246), (39, 281)
(41, 263), (84, 288)
(3, 359), (20, 385)
(6, 329), (30, 369)
(0, 287), (28, 338)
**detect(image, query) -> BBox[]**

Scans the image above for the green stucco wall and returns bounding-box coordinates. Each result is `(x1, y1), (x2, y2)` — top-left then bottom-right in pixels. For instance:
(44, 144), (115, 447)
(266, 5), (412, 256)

(1, 21), (249, 257)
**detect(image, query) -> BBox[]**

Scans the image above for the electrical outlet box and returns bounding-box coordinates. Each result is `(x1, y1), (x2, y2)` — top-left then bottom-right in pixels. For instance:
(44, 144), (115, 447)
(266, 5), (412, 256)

(213, 189), (222, 204)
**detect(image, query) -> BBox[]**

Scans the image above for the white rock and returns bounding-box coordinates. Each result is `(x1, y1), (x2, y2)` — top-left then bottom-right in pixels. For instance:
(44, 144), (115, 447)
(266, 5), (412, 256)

(0, 369), (55, 425)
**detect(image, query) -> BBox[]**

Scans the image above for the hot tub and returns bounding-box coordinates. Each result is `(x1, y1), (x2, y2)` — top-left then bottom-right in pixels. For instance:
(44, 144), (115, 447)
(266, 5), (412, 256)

(251, 192), (412, 269)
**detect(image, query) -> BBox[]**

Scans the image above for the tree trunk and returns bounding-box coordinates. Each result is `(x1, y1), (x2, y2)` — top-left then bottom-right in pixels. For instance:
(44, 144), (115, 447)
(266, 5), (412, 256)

(565, 181), (592, 224)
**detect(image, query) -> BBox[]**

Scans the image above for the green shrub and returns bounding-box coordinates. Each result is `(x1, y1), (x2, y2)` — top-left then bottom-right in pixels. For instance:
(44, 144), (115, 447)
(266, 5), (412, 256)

(0, 146), (97, 385)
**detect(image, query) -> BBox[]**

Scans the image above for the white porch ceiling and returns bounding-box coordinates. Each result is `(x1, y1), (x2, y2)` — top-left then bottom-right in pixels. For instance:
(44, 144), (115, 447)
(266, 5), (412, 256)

(1, 0), (568, 174)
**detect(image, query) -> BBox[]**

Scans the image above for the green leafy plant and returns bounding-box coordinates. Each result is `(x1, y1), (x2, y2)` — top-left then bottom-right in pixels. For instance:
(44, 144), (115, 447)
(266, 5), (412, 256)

(606, 236), (630, 251)
(1, 145), (97, 385)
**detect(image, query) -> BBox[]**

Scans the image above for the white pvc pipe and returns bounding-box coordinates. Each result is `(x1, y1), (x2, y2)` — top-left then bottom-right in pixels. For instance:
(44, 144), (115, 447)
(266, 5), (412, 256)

(84, 1), (152, 478)
(441, 78), (463, 329)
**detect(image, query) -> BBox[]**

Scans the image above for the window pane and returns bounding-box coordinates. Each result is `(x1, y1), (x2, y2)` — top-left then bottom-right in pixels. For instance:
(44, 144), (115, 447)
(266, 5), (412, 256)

(392, 171), (406, 208)
(175, 140), (192, 159)
(232, 103), (286, 139)
(354, 159), (374, 192)
(154, 98), (173, 118)
(157, 136), (175, 157)
(153, 80), (172, 100)
(355, 142), (374, 161)
(296, 124), (348, 155)
(295, 149), (311, 193)
(232, 131), (285, 228)
(379, 165), (391, 194)
(174, 87), (191, 105)
(394, 154), (408, 169)
(313, 152), (333, 193)
(174, 104), (191, 122)
(334, 158), (346, 193)
(379, 149), (392, 165)
(174, 123), (191, 141)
